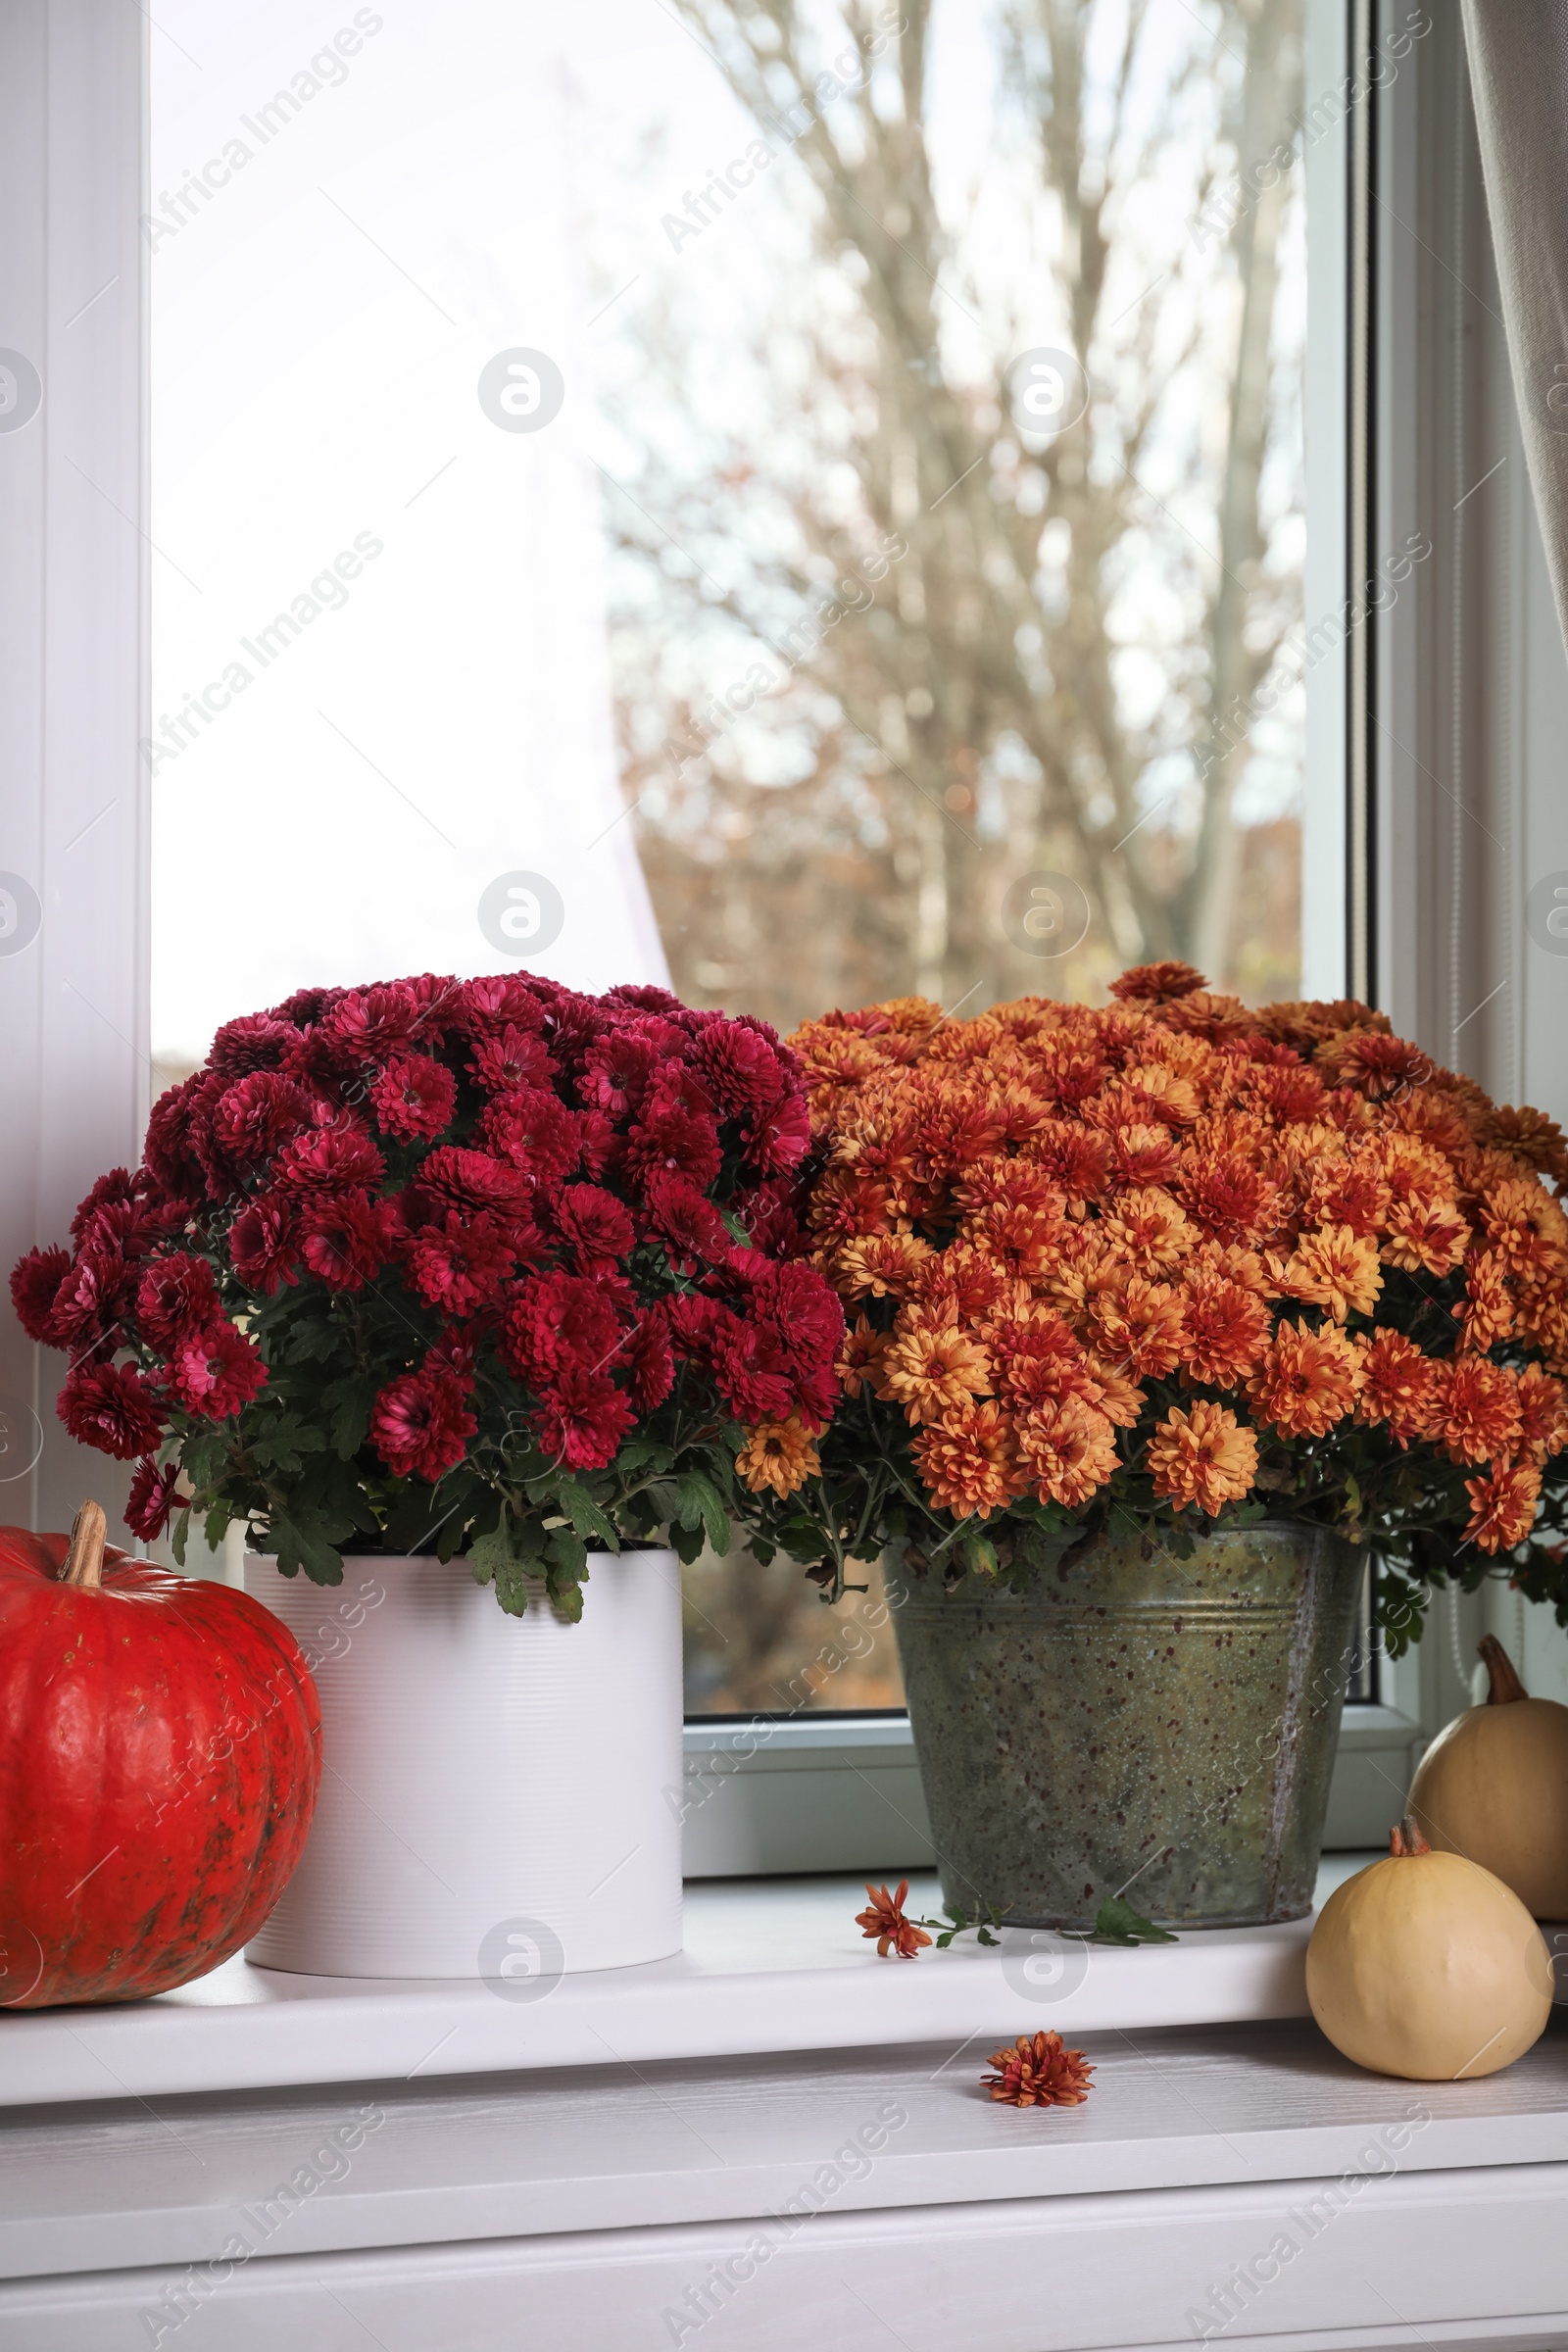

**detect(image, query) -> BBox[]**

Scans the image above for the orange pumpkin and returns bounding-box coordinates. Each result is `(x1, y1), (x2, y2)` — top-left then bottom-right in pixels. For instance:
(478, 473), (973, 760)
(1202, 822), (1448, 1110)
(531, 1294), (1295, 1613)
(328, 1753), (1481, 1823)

(0, 1502), (320, 2006)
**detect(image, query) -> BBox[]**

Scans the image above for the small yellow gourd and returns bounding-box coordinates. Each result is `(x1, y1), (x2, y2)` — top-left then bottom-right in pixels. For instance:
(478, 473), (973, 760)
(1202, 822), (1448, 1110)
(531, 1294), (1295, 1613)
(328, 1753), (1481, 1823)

(1306, 1818), (1553, 2081)
(1407, 1635), (1568, 1919)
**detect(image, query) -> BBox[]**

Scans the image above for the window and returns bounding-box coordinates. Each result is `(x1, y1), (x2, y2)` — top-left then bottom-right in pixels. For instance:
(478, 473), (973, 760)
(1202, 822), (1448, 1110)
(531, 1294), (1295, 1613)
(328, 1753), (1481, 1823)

(10, 0), (1488, 1875)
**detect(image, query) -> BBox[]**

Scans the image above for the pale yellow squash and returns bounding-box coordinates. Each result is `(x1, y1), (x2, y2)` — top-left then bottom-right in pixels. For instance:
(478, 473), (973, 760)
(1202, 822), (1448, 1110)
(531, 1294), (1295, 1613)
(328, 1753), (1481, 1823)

(1407, 1635), (1568, 1919)
(1306, 1820), (1553, 2080)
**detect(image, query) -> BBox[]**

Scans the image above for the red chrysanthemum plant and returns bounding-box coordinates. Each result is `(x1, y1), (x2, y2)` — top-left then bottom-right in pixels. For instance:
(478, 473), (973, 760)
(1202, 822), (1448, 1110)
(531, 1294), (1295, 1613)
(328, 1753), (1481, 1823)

(739, 962), (1568, 1651)
(11, 975), (842, 1619)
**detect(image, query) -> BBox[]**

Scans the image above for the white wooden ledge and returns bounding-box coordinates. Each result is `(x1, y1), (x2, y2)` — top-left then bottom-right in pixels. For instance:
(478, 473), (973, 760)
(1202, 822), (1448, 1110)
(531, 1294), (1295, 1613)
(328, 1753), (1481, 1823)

(0, 1867), (1379, 2111)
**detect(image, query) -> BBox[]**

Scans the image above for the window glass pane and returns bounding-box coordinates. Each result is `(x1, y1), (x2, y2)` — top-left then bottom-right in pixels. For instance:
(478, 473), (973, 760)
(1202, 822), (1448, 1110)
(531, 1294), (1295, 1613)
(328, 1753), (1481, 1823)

(149, 1), (664, 1090)
(151, 0), (1336, 1723)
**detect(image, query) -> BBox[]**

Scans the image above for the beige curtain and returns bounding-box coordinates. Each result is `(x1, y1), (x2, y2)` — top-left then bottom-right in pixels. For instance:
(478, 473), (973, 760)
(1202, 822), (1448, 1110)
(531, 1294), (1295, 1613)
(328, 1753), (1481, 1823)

(1462, 0), (1568, 653)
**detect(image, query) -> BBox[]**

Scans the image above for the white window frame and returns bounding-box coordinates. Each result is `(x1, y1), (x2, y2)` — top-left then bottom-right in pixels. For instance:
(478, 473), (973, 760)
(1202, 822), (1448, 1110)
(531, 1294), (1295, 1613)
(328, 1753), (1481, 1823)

(6, 1), (1561, 1889)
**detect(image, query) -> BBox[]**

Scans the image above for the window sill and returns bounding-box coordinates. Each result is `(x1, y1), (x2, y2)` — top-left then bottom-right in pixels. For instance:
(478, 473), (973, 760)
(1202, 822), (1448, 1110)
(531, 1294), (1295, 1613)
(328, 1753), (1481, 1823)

(0, 1862), (1380, 2113)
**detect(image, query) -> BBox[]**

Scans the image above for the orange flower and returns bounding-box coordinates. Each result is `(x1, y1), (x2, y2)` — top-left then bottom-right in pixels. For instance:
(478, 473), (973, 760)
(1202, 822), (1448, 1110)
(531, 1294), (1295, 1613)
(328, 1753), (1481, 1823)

(982, 2030), (1096, 2107)
(1101, 1185), (1191, 1274)
(808, 1165), (896, 1241)
(1110, 959), (1205, 1004)
(953, 1158), (1063, 1215)
(856, 1879), (932, 1959)
(1083, 1353), (1147, 1428)
(1516, 1365), (1568, 1462)
(988, 1308), (1103, 1409)
(905, 1242), (1011, 1323)
(837, 1313), (891, 1400)
(1146, 1400), (1257, 1516)
(912, 1399), (1026, 1517)
(1107, 1121), (1183, 1190)
(1016, 1396), (1119, 1507)
(837, 1231), (935, 1299)
(1180, 1276), (1270, 1389)
(1429, 1357), (1523, 1466)
(737, 1414), (822, 1498)
(1355, 1329), (1438, 1447)
(1087, 1275), (1187, 1380)
(966, 1200), (1065, 1281)
(1248, 1320), (1363, 1438)
(1381, 1194), (1470, 1277)
(1025, 1120), (1111, 1210)
(1181, 1152), (1281, 1247)
(881, 1304), (994, 1427)
(1454, 1250), (1515, 1352)
(1281, 1224), (1383, 1323)
(1334, 1031), (1434, 1101)
(1298, 1152), (1382, 1242)
(1462, 1463), (1542, 1554)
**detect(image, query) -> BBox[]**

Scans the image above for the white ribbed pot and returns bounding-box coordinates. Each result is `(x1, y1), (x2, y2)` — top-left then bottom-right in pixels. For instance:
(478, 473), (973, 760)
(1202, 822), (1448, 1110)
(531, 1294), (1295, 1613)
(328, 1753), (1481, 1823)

(245, 1546), (683, 1980)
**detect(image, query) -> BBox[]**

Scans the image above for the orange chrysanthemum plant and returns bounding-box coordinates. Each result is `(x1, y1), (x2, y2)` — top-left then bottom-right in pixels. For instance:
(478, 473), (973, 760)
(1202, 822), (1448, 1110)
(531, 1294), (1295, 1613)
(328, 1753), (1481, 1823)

(738, 961), (1568, 1654)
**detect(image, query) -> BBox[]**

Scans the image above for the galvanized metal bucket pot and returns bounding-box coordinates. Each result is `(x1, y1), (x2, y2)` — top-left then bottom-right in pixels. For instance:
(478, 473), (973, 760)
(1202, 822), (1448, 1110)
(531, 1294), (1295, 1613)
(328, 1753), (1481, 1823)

(889, 1521), (1363, 1930)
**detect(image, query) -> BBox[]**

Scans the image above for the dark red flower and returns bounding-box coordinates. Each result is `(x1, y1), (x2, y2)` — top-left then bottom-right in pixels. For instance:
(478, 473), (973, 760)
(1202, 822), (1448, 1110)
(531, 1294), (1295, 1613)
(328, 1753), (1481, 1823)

(665, 1294), (724, 1363)
(10, 1247), (71, 1344)
(576, 1108), (621, 1181)
(125, 1456), (183, 1540)
(624, 1105), (723, 1191)
(298, 1192), (388, 1293)
(693, 1016), (792, 1115)
(142, 1075), (211, 1205)
(228, 1196), (299, 1294)
(370, 1369), (475, 1482)
(273, 1123), (385, 1195)
(69, 1168), (137, 1242)
(535, 1364), (635, 1470)
(475, 1089), (582, 1187)
(549, 1183), (636, 1277)
(58, 1361), (165, 1460)
(576, 1032), (658, 1120)
(404, 1210), (514, 1315)
(624, 1307), (675, 1411)
(318, 981), (423, 1063)
(370, 1053), (457, 1144)
(418, 1145), (535, 1214)
(50, 1253), (128, 1350)
(642, 1170), (731, 1272)
(751, 1259), (845, 1423)
(207, 1012), (299, 1080)
(270, 983), (348, 1028)
(468, 1026), (557, 1096)
(455, 974), (548, 1038)
(135, 1252), (221, 1348)
(711, 1314), (796, 1423)
(502, 1272), (630, 1384)
(743, 1088), (811, 1175)
(210, 1071), (313, 1174)
(165, 1319), (268, 1419)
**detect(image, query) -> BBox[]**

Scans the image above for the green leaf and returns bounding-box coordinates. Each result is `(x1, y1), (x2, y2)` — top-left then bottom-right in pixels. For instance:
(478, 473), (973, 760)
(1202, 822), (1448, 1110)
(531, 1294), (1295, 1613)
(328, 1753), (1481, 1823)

(556, 1477), (619, 1552)
(544, 1524), (587, 1584)
(466, 1525), (514, 1587)
(668, 1517), (707, 1565)
(269, 1514), (345, 1587)
(1090, 1896), (1178, 1946)
(493, 1553), (532, 1616)
(673, 1468), (731, 1555)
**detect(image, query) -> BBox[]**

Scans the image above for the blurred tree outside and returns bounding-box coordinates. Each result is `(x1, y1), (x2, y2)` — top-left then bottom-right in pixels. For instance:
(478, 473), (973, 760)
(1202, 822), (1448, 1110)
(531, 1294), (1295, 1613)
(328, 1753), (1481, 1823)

(597, 0), (1309, 1035)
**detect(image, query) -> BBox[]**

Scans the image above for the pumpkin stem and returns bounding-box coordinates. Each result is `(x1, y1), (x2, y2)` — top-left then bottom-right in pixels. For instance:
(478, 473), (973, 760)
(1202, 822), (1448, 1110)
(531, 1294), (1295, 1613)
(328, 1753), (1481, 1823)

(1390, 1816), (1432, 1857)
(61, 1501), (108, 1592)
(1478, 1633), (1528, 1706)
